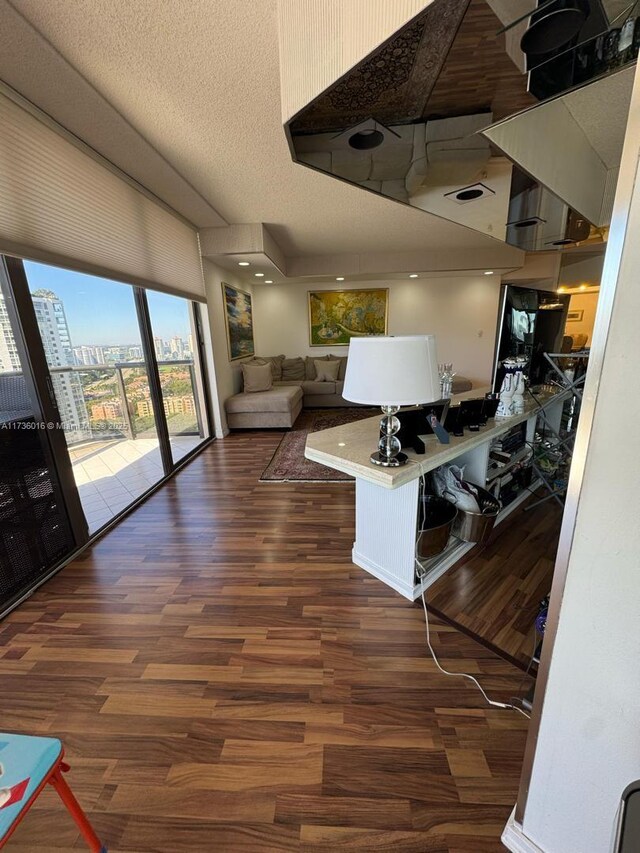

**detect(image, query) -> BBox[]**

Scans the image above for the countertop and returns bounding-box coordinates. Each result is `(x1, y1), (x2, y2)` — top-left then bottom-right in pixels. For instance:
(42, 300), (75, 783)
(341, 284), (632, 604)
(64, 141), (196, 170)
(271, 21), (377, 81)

(304, 386), (570, 490)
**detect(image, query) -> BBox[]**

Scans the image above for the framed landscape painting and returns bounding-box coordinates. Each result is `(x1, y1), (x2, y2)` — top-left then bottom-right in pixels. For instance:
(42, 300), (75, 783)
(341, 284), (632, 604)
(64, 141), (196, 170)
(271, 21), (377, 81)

(308, 288), (388, 346)
(222, 282), (255, 360)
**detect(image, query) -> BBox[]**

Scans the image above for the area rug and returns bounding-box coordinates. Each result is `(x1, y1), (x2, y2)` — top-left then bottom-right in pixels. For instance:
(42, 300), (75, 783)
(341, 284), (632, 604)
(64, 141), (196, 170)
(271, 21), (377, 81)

(260, 407), (378, 482)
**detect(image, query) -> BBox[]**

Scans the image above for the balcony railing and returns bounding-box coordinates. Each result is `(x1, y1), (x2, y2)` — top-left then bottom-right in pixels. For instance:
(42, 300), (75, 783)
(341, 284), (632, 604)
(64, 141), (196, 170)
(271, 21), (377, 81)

(0, 359), (205, 448)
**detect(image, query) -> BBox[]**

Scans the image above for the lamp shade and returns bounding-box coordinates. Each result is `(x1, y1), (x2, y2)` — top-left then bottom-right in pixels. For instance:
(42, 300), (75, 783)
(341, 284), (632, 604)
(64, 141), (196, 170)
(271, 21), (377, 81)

(343, 335), (440, 406)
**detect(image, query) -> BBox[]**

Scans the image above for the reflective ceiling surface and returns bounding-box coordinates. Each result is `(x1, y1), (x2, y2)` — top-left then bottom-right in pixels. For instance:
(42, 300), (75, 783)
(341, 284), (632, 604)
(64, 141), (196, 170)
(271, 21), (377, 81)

(287, 0), (638, 251)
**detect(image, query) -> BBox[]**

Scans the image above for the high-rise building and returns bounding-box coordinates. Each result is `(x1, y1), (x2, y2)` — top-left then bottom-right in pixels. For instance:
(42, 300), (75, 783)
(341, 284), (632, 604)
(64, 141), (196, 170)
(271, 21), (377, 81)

(154, 336), (165, 360)
(74, 344), (107, 366)
(187, 333), (194, 356)
(74, 345), (96, 365)
(30, 289), (90, 441)
(0, 295), (21, 373)
(170, 335), (184, 358)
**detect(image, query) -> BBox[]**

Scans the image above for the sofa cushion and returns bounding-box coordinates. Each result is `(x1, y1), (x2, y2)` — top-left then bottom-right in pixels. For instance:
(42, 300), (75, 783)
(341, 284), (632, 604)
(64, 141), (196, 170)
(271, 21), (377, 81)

(314, 359), (340, 381)
(226, 385), (303, 414)
(326, 354), (348, 380)
(241, 361), (272, 393)
(272, 379), (303, 387)
(335, 380), (344, 396)
(252, 354), (284, 380)
(301, 380), (336, 396)
(282, 357), (305, 381)
(304, 355), (320, 379)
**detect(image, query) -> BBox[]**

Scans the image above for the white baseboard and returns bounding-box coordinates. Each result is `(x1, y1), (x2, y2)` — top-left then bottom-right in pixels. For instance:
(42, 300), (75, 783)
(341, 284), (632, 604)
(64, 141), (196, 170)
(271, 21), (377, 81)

(502, 809), (545, 853)
(352, 548), (415, 600)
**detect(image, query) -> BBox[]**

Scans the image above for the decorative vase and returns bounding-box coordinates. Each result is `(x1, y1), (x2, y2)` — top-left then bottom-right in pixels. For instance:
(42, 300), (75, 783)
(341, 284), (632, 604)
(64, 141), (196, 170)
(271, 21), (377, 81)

(496, 373), (515, 417)
(512, 371), (526, 414)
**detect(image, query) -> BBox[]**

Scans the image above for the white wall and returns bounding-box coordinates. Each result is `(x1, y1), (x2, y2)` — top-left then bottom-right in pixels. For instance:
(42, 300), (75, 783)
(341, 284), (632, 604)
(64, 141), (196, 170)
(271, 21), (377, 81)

(252, 276), (501, 387)
(506, 64), (640, 853)
(202, 258), (254, 436)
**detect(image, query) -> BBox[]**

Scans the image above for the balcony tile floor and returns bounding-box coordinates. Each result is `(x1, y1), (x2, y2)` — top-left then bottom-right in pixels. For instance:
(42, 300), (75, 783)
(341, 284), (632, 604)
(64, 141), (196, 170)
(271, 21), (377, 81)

(69, 436), (202, 532)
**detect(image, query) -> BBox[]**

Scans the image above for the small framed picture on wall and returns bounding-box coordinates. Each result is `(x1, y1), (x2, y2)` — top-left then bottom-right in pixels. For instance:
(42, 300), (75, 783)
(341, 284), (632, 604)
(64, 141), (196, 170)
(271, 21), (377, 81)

(567, 309), (584, 322)
(222, 283), (255, 360)
(308, 288), (388, 346)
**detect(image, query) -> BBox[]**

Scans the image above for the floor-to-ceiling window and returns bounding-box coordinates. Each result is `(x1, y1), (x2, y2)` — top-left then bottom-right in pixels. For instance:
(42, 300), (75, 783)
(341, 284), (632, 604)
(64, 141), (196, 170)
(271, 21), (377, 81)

(0, 263), (78, 612)
(146, 289), (210, 464)
(0, 256), (212, 555)
(23, 261), (166, 533)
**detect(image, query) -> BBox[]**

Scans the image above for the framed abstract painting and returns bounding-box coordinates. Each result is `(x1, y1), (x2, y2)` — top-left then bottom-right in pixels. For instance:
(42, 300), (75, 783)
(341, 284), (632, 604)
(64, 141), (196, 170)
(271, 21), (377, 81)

(222, 282), (255, 360)
(308, 288), (388, 346)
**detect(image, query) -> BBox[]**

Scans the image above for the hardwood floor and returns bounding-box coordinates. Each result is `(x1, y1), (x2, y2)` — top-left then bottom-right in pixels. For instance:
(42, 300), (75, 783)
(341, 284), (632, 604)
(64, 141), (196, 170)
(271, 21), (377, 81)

(1, 431), (531, 852)
(427, 499), (562, 668)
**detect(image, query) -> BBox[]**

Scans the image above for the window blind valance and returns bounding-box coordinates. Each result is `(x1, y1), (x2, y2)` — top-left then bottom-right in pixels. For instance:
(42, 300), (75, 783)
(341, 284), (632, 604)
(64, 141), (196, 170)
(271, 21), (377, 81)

(0, 89), (205, 301)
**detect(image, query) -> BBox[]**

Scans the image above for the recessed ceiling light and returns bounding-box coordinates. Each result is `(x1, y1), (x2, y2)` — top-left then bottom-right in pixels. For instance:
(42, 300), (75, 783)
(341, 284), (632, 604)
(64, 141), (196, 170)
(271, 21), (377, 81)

(238, 261), (250, 267)
(579, 284), (587, 290)
(336, 277), (345, 281)
(558, 286), (566, 292)
(254, 273), (264, 277)
(484, 271), (494, 275)
(265, 280), (273, 284)
(445, 182), (495, 204)
(409, 274), (419, 279)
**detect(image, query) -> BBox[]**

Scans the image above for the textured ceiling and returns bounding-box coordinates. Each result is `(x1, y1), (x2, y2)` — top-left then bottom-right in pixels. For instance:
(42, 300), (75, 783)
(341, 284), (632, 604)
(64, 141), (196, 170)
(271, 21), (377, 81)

(564, 66), (634, 169)
(1, 0), (520, 260)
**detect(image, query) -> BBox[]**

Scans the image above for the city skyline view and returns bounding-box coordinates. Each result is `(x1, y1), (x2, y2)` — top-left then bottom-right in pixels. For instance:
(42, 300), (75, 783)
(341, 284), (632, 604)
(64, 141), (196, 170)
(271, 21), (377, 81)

(24, 260), (193, 345)
(1, 267), (202, 456)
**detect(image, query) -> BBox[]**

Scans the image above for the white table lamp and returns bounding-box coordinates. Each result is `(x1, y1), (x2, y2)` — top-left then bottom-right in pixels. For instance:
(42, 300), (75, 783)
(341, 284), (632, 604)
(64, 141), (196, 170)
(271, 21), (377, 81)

(343, 335), (440, 467)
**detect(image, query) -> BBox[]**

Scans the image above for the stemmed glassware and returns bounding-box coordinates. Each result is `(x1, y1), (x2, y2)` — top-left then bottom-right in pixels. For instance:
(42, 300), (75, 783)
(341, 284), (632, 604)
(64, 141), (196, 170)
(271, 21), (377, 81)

(438, 362), (455, 398)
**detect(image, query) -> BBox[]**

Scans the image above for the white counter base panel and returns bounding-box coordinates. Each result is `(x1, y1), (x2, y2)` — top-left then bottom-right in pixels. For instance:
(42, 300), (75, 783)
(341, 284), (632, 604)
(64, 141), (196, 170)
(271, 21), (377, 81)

(305, 389), (567, 599)
(353, 477), (541, 601)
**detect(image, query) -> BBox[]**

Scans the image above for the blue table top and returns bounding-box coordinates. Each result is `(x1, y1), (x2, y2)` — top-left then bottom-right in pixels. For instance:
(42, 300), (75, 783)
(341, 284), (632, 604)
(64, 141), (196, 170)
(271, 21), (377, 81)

(0, 733), (62, 840)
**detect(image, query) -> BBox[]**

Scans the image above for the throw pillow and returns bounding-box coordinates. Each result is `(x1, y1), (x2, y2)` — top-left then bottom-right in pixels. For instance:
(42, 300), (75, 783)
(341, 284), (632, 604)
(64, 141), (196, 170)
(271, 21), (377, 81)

(304, 355), (321, 379)
(261, 354), (285, 381)
(242, 361), (273, 393)
(281, 357), (305, 382)
(314, 359), (340, 381)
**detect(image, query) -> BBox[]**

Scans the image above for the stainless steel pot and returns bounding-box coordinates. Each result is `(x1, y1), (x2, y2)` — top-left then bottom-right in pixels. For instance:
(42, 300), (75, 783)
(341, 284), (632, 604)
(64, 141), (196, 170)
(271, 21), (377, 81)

(451, 483), (501, 544)
(417, 495), (458, 559)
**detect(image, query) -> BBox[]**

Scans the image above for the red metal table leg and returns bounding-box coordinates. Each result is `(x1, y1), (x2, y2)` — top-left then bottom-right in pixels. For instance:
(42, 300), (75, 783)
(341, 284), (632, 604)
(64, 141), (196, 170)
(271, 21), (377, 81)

(48, 766), (106, 853)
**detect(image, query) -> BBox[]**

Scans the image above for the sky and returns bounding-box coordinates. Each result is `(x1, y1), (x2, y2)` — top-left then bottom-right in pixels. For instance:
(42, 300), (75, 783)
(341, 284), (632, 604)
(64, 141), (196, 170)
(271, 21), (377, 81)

(24, 261), (193, 346)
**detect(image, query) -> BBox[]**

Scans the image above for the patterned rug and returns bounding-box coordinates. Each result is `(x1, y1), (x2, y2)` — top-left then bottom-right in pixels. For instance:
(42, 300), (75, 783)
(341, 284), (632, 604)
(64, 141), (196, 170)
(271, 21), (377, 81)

(260, 407), (378, 482)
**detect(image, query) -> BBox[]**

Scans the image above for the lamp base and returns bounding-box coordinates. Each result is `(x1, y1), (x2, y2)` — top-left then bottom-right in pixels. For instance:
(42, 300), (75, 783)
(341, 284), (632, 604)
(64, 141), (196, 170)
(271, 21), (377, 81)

(370, 451), (409, 467)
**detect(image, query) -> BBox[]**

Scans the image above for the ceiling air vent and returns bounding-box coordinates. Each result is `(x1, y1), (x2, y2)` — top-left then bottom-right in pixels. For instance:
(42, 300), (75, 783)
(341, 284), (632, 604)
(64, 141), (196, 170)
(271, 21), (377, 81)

(444, 183), (496, 204)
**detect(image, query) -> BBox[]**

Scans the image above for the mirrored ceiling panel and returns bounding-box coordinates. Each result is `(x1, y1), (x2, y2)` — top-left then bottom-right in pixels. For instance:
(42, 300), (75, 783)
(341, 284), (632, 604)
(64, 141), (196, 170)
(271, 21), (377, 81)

(287, 0), (638, 251)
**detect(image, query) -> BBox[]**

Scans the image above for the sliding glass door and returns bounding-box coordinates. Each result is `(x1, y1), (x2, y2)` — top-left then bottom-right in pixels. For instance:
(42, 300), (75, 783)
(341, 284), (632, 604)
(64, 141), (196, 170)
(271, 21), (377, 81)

(1, 254), (211, 560)
(145, 290), (210, 464)
(0, 262), (78, 613)
(22, 260), (166, 533)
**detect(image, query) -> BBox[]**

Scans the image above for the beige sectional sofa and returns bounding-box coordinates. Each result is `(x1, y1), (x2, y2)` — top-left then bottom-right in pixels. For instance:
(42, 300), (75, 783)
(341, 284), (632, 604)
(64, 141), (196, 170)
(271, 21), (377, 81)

(225, 352), (473, 429)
